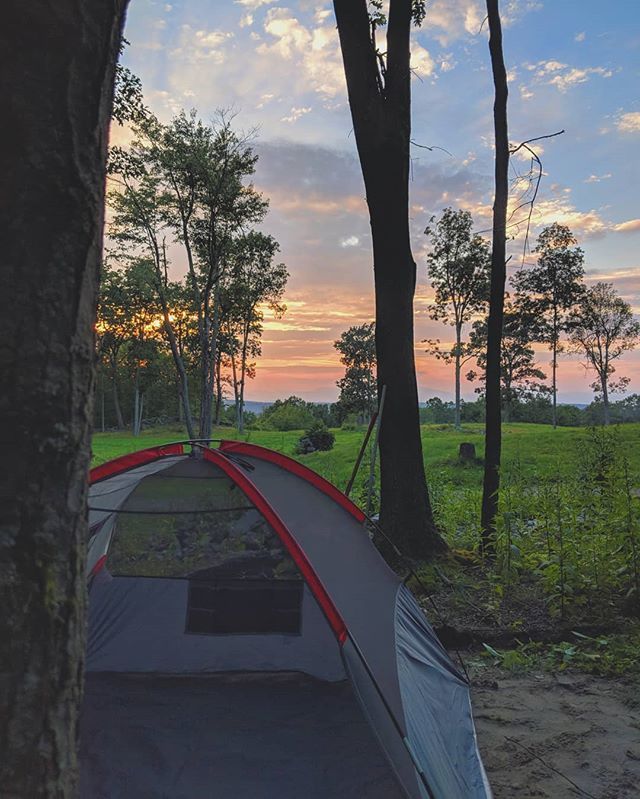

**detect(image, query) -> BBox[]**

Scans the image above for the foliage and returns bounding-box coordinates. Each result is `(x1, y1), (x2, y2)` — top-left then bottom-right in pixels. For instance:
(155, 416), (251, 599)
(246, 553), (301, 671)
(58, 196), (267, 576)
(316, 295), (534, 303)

(467, 300), (549, 421)
(424, 208), (491, 428)
(334, 323), (377, 422)
(295, 421), (335, 455)
(513, 223), (585, 425)
(568, 282), (640, 423)
(259, 396), (316, 431)
(481, 628), (640, 676)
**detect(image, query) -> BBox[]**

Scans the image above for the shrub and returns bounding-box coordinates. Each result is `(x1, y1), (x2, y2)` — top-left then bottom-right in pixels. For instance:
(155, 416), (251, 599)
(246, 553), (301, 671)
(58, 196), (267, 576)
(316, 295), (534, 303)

(295, 421), (335, 454)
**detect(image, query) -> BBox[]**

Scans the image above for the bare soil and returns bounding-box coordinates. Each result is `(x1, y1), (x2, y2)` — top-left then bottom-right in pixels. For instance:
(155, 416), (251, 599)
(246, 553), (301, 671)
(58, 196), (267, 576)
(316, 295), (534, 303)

(472, 670), (640, 798)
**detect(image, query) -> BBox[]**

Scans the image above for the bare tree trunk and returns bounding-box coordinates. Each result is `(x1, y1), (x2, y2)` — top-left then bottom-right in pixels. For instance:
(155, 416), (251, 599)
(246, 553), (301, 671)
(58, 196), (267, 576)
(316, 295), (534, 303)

(552, 333), (558, 429)
(454, 325), (462, 430)
(333, 0), (444, 557)
(111, 362), (125, 429)
(162, 315), (195, 439)
(214, 358), (223, 425)
(198, 282), (221, 440)
(480, 0), (509, 557)
(100, 371), (106, 433)
(601, 376), (610, 425)
(231, 352), (241, 431)
(132, 370), (140, 436)
(0, 2), (127, 796)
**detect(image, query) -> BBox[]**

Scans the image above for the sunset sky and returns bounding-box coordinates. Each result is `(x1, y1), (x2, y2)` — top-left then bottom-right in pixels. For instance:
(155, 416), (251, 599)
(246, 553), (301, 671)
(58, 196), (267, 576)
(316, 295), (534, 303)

(118, 0), (640, 403)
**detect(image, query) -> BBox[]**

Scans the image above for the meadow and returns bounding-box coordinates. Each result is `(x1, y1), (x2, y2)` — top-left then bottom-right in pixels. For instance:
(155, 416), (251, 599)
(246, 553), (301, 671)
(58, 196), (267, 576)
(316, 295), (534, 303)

(92, 422), (640, 627)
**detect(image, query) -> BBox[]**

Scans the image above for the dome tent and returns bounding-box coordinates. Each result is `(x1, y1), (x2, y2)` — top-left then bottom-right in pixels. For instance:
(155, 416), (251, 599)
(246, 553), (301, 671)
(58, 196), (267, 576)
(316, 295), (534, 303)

(80, 440), (492, 799)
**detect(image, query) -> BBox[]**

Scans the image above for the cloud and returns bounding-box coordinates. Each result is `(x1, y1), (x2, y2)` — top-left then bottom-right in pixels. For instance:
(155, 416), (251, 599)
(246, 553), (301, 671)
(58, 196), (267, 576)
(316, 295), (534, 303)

(171, 26), (234, 64)
(256, 8), (346, 99)
(614, 219), (640, 234)
(584, 173), (612, 183)
(340, 236), (360, 248)
(235, 0), (275, 8)
(616, 112), (640, 134)
(575, 31), (586, 42)
(280, 106), (312, 123)
(422, 0), (541, 45)
(525, 60), (613, 92)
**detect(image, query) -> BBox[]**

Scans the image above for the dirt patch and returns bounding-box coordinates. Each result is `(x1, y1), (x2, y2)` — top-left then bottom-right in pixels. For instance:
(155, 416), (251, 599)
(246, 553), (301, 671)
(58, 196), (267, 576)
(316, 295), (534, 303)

(472, 670), (640, 798)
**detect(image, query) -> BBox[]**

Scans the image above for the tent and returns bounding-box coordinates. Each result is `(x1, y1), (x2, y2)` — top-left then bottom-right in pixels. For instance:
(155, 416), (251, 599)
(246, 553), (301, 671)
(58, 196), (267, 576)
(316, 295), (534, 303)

(80, 440), (492, 799)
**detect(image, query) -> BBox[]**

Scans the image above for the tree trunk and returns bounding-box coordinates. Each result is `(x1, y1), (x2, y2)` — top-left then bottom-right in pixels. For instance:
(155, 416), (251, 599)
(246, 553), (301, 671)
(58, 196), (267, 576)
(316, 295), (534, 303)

(162, 316), (195, 439)
(214, 358), (223, 425)
(333, 0), (444, 558)
(100, 371), (106, 433)
(0, 2), (127, 796)
(231, 352), (241, 432)
(552, 329), (558, 429)
(198, 282), (221, 440)
(480, 0), (509, 557)
(111, 365), (125, 429)
(601, 376), (610, 425)
(454, 325), (462, 430)
(132, 371), (140, 436)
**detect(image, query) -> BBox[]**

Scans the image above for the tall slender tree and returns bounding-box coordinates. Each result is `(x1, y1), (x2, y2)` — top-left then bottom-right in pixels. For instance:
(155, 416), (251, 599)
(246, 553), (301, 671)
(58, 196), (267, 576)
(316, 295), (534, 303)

(513, 222), (585, 428)
(424, 208), (491, 430)
(333, 0), (445, 557)
(0, 2), (128, 794)
(480, 0), (510, 554)
(568, 282), (640, 425)
(467, 301), (549, 422)
(221, 232), (288, 433)
(334, 323), (377, 422)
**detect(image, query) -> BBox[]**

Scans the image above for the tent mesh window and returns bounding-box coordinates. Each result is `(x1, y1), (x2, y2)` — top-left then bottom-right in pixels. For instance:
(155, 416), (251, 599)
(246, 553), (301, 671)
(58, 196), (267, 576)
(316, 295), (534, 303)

(103, 457), (303, 634)
(186, 579), (303, 635)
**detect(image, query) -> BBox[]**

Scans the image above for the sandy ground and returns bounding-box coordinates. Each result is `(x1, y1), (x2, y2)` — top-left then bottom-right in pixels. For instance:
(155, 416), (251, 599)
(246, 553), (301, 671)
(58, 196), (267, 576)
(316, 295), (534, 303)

(472, 671), (640, 798)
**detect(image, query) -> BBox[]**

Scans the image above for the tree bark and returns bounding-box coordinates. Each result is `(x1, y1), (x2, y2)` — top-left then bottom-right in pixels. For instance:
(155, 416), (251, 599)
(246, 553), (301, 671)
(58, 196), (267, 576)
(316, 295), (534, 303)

(112, 378), (125, 429)
(601, 375), (610, 425)
(0, 2), (128, 796)
(480, 0), (509, 557)
(552, 309), (558, 428)
(454, 325), (462, 430)
(333, 0), (444, 557)
(214, 358), (223, 426)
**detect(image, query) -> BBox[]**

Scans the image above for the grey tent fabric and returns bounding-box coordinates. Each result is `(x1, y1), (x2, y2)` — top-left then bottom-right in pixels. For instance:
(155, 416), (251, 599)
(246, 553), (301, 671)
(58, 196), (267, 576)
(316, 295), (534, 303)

(83, 443), (492, 799)
(395, 584), (492, 798)
(80, 673), (405, 799)
(87, 575), (344, 680)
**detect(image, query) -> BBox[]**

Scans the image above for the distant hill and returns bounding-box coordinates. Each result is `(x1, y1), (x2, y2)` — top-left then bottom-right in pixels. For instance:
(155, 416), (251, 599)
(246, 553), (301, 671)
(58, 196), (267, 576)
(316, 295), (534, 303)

(223, 400), (273, 416)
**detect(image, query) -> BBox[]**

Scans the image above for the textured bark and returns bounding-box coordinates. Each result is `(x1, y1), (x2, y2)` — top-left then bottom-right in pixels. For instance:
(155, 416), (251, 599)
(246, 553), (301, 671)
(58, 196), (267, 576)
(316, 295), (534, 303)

(333, 0), (445, 557)
(480, 0), (509, 557)
(0, 2), (128, 796)
(454, 325), (462, 430)
(112, 373), (125, 429)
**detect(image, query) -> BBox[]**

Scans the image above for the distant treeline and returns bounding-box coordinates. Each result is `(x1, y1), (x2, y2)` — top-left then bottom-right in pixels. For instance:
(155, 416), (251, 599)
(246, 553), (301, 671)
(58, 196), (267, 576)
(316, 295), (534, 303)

(418, 394), (640, 427)
(94, 388), (640, 432)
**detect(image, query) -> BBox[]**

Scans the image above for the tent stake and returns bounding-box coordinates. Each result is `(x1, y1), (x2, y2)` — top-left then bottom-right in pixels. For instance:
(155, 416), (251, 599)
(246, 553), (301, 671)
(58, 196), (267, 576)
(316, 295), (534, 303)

(344, 409), (378, 498)
(366, 385), (386, 517)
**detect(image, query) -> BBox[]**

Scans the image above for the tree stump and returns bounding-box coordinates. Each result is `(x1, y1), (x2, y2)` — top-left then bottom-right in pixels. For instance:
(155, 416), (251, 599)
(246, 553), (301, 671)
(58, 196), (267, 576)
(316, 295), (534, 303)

(459, 442), (476, 463)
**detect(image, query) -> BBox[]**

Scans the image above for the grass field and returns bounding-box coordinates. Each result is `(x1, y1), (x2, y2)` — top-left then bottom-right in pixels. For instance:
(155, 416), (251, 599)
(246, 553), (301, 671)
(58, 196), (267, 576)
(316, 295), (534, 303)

(92, 421), (640, 494)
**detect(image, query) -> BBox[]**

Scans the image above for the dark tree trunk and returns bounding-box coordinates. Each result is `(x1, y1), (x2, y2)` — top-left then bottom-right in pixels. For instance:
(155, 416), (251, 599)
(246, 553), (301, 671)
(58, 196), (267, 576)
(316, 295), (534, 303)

(454, 325), (462, 430)
(480, 0), (509, 557)
(333, 0), (445, 558)
(111, 364), (125, 429)
(601, 375), (610, 425)
(0, 2), (127, 796)
(551, 313), (558, 428)
(214, 357), (223, 426)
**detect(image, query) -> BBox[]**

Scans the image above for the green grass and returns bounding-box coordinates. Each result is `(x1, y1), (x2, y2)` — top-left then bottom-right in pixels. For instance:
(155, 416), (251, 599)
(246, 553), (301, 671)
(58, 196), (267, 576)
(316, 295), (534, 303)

(92, 422), (640, 622)
(92, 422), (640, 494)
